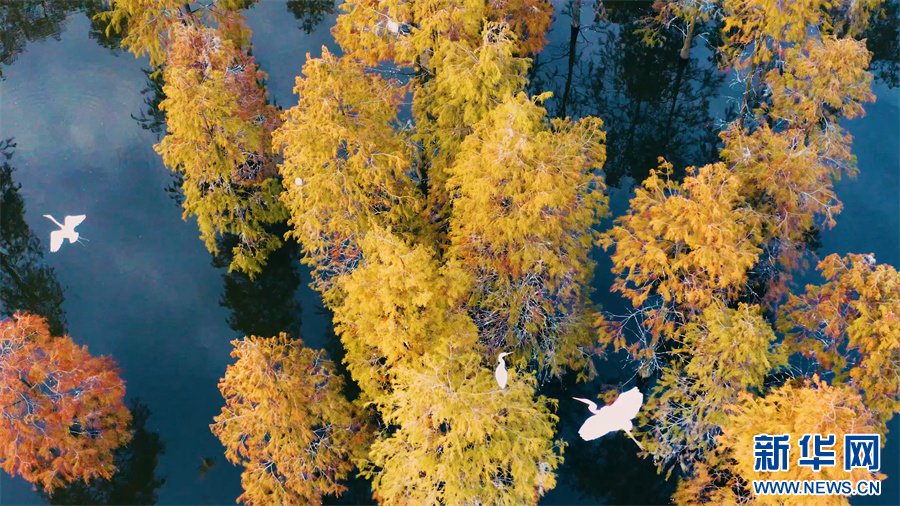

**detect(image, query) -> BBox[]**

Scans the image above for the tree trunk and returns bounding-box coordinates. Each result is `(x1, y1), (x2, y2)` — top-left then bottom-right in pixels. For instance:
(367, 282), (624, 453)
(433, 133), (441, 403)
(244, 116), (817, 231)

(680, 15), (697, 60)
(739, 41), (760, 129)
(559, 0), (582, 118)
(663, 58), (688, 154)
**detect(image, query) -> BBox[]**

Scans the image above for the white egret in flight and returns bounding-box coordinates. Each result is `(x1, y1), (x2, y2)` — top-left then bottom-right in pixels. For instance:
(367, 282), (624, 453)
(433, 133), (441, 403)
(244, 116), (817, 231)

(44, 214), (86, 252)
(573, 387), (644, 450)
(495, 352), (511, 389)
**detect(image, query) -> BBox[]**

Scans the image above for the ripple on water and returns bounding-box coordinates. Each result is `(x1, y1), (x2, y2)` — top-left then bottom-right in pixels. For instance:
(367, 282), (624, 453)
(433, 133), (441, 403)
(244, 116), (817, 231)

(5, 72), (148, 162)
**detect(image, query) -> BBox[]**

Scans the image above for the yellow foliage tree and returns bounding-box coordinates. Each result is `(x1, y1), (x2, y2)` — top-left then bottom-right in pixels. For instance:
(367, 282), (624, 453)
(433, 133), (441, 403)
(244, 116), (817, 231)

(412, 24), (531, 217)
(596, 2), (891, 503)
(155, 22), (287, 276)
(641, 0), (719, 59)
(365, 321), (562, 505)
(211, 334), (367, 506)
(828, 0), (887, 36)
(332, 0), (551, 67)
(329, 228), (563, 504)
(765, 36), (874, 128)
(720, 0), (882, 120)
(674, 377), (884, 505)
(641, 303), (787, 476)
(332, 227), (467, 400)
(722, 0), (885, 69)
(485, 0), (553, 55)
(719, 124), (845, 299)
(721, 0), (833, 71)
(97, 0), (187, 68)
(716, 35), (874, 301)
(447, 92), (608, 375)
(780, 254), (900, 433)
(268, 4), (609, 502)
(97, 0), (252, 70)
(273, 48), (426, 299)
(599, 161), (762, 367)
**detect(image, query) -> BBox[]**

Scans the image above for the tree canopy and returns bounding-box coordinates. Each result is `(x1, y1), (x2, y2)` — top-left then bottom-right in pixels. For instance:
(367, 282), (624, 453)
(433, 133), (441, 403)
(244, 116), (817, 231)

(211, 334), (366, 506)
(0, 313), (131, 492)
(155, 21), (287, 276)
(116, 0), (899, 503)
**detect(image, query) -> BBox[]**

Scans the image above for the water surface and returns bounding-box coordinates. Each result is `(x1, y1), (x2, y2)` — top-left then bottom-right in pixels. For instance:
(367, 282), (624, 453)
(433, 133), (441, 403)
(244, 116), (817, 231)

(0, 1), (897, 505)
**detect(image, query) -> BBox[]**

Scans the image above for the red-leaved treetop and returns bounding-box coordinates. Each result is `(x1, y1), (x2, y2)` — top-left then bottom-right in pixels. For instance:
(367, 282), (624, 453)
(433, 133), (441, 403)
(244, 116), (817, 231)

(0, 313), (132, 492)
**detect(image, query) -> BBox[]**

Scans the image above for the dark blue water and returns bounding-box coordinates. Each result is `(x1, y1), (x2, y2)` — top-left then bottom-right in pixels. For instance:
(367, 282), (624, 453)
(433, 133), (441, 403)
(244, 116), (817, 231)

(0, 1), (897, 505)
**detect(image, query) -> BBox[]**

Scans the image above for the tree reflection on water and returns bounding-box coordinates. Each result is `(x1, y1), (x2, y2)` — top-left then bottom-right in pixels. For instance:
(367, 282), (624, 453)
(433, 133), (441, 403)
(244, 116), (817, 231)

(530, 1), (727, 188)
(286, 0), (335, 34)
(0, 138), (67, 336)
(213, 229), (303, 340)
(38, 399), (166, 506)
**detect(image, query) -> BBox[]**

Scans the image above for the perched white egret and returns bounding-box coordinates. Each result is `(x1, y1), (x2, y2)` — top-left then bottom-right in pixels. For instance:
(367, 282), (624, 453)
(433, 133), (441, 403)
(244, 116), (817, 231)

(495, 352), (511, 389)
(386, 19), (400, 34)
(43, 214), (86, 252)
(294, 177), (304, 186)
(573, 387), (644, 450)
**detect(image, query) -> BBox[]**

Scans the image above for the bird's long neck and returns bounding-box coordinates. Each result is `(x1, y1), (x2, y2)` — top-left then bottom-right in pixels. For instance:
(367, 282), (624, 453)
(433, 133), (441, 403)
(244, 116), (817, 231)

(45, 216), (63, 228)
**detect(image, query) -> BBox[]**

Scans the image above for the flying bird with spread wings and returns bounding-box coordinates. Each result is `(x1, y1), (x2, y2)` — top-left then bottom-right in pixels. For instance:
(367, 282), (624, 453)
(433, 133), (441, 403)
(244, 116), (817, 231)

(573, 387), (645, 450)
(44, 214), (86, 252)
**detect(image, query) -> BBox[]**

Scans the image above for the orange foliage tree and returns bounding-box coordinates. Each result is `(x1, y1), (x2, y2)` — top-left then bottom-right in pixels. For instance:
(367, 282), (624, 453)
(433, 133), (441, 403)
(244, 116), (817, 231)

(716, 35), (875, 302)
(719, 0), (882, 127)
(0, 313), (131, 492)
(595, 0), (891, 503)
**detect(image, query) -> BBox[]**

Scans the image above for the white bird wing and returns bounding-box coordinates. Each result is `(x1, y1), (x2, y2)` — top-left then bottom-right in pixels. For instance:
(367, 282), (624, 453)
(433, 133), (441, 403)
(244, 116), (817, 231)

(608, 387), (644, 421)
(578, 406), (620, 441)
(63, 215), (86, 229)
(49, 231), (64, 252)
(495, 362), (508, 389)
